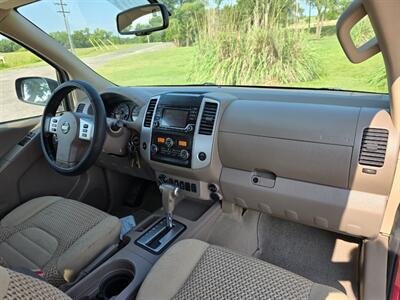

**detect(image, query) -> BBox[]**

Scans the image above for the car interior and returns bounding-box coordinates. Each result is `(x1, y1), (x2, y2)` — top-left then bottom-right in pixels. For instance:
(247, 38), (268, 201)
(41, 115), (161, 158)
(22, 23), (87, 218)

(0, 0), (399, 299)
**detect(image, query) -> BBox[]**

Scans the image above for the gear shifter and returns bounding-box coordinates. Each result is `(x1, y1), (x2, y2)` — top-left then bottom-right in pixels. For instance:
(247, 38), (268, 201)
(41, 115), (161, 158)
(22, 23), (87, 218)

(159, 184), (183, 229)
(136, 183), (186, 254)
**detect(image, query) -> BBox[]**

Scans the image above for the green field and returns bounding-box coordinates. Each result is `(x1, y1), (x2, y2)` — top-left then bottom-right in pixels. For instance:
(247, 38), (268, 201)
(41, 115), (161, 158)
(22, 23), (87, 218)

(96, 35), (386, 93)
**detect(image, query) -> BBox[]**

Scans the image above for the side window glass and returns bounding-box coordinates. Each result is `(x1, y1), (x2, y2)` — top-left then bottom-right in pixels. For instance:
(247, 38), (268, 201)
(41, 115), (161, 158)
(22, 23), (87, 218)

(0, 34), (58, 123)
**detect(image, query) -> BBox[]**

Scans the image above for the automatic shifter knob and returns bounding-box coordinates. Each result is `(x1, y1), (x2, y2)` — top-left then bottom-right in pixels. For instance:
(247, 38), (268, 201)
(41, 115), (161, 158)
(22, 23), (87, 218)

(159, 184), (183, 228)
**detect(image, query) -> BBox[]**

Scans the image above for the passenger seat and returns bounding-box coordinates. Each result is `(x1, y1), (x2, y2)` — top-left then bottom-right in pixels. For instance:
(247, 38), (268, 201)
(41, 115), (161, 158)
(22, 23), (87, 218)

(137, 239), (347, 300)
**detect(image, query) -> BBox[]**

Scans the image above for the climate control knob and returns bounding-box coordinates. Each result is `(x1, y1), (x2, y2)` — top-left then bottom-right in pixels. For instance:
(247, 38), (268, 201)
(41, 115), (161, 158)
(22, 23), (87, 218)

(180, 149), (190, 160)
(151, 144), (158, 155)
(165, 138), (174, 148)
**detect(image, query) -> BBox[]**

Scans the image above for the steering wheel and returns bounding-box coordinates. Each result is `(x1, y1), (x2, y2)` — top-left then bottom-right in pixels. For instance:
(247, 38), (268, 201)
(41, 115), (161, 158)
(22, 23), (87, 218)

(41, 80), (107, 176)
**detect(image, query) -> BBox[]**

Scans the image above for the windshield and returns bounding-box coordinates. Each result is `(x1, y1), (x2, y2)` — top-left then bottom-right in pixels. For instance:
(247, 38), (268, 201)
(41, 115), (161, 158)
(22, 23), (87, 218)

(18, 0), (386, 93)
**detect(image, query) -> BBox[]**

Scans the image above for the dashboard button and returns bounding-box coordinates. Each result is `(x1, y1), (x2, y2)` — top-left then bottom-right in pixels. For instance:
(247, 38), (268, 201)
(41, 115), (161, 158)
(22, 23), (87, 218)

(208, 184), (218, 193)
(185, 124), (194, 133)
(198, 152), (207, 161)
(185, 182), (191, 191)
(151, 144), (158, 155)
(180, 149), (190, 160)
(165, 138), (174, 148)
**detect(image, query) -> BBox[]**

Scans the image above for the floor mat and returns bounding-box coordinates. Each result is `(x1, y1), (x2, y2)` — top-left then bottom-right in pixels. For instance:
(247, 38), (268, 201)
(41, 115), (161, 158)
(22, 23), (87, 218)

(257, 214), (360, 299)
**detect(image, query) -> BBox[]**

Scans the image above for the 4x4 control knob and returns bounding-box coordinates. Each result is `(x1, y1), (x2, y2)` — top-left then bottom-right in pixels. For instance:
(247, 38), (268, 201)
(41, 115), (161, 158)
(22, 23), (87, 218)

(180, 149), (190, 160)
(151, 144), (158, 155)
(165, 138), (174, 148)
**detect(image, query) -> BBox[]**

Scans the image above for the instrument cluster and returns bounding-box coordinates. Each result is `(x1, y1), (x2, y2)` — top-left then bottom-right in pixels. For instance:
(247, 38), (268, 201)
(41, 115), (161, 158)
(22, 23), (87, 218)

(109, 102), (141, 122)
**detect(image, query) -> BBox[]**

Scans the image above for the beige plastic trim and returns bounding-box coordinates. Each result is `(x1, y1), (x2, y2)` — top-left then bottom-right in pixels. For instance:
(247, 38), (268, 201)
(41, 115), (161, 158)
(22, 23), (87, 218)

(0, 0), (35, 10)
(380, 158), (400, 235)
(337, 0), (380, 64)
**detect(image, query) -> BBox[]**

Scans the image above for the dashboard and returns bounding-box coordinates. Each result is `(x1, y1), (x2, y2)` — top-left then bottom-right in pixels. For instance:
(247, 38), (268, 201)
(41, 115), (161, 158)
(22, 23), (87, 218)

(78, 85), (398, 240)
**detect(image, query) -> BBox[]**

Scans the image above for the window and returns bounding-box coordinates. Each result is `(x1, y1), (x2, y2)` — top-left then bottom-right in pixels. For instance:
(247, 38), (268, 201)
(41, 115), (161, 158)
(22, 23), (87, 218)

(19, 0), (387, 93)
(0, 34), (58, 123)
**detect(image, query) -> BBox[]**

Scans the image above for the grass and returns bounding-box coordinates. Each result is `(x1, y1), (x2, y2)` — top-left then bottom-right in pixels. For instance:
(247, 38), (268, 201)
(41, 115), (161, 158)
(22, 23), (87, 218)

(94, 35), (387, 93)
(0, 50), (41, 70)
(284, 34), (386, 93)
(96, 46), (194, 86)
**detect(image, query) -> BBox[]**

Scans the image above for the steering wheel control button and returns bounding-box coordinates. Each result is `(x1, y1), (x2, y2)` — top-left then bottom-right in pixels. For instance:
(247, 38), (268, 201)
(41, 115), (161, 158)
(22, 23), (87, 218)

(49, 117), (60, 133)
(79, 119), (93, 141)
(198, 152), (207, 161)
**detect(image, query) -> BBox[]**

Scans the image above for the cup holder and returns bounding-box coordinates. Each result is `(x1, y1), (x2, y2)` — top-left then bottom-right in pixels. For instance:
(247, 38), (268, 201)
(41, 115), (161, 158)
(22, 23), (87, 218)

(97, 270), (134, 300)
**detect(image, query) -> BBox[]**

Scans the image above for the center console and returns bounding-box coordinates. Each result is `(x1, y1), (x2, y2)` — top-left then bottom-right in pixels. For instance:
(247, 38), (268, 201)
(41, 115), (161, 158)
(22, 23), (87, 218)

(151, 94), (201, 168)
(141, 93), (219, 170)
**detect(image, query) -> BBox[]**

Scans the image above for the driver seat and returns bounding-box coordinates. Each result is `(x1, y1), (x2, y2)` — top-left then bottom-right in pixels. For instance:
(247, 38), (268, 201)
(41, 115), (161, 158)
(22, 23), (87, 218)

(0, 196), (121, 287)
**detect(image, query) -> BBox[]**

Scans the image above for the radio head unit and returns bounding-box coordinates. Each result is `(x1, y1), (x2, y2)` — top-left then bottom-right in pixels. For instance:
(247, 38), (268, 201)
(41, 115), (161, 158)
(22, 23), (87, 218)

(150, 94), (203, 168)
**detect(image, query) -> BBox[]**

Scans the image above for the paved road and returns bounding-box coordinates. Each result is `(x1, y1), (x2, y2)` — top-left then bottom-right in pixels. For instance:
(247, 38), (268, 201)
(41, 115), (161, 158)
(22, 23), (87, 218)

(0, 43), (167, 122)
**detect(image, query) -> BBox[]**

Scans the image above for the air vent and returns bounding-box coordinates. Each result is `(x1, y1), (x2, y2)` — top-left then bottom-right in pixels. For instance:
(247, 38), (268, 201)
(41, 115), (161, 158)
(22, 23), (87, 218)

(199, 102), (218, 135)
(359, 128), (389, 167)
(76, 103), (85, 113)
(144, 98), (158, 127)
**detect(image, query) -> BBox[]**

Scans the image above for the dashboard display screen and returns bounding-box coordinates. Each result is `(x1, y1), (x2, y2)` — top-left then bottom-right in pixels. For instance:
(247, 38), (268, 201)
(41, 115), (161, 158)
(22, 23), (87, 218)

(161, 109), (189, 128)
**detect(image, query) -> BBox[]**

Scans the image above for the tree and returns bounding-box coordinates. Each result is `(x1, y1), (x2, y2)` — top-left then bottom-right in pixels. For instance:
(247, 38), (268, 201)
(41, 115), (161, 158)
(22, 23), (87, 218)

(0, 39), (21, 52)
(309, 0), (350, 38)
(72, 28), (91, 48)
(166, 1), (206, 46)
(49, 31), (69, 48)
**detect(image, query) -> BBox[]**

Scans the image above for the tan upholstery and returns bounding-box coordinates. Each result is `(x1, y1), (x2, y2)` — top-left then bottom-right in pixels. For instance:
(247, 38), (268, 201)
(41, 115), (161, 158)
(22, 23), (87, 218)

(137, 239), (348, 300)
(0, 266), (71, 300)
(0, 196), (121, 287)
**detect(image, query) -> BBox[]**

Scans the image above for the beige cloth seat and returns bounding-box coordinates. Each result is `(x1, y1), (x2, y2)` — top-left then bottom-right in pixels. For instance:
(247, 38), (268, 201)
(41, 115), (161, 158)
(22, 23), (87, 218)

(0, 266), (71, 300)
(137, 239), (348, 300)
(0, 196), (121, 287)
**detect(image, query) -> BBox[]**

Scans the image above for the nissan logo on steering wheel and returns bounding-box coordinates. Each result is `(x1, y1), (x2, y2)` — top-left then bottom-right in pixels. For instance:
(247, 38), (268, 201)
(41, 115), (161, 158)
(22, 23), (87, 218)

(61, 122), (70, 134)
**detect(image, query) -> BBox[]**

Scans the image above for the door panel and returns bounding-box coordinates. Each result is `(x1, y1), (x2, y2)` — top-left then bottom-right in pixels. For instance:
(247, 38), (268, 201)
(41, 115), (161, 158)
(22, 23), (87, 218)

(0, 125), (110, 218)
(0, 118), (39, 157)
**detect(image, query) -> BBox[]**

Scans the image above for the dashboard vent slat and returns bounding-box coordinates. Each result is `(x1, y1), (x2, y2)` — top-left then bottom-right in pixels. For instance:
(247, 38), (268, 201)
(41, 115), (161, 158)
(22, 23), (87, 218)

(359, 128), (388, 168)
(144, 98), (158, 127)
(198, 102), (218, 135)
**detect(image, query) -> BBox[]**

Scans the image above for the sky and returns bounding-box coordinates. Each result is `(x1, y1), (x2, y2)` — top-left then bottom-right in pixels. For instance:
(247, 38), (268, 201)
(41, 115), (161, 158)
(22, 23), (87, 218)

(18, 0), (316, 36)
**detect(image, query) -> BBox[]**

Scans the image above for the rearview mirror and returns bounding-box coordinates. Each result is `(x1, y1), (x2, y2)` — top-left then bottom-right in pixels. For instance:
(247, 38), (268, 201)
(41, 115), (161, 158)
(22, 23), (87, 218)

(15, 77), (58, 106)
(117, 3), (169, 36)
